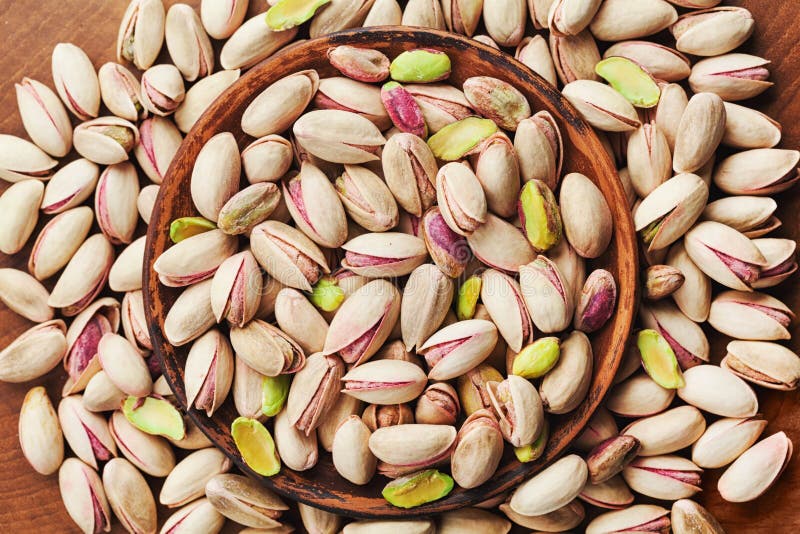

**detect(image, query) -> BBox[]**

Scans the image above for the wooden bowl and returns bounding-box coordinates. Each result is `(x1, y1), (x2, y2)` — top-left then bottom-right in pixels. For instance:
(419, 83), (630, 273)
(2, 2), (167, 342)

(144, 27), (639, 518)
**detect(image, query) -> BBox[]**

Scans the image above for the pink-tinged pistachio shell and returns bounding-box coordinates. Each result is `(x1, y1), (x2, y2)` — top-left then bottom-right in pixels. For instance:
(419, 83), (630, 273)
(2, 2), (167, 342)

(73, 116), (139, 165)
(273, 407), (317, 471)
(451, 410), (504, 489)
(415, 382), (459, 426)
(319, 394), (364, 452)
(336, 164), (399, 232)
(134, 116), (182, 184)
(689, 53), (772, 102)
(15, 77), (72, 157)
(539, 329), (593, 413)
(702, 196), (779, 238)
(251, 220), (330, 291)
(160, 448), (232, 508)
(622, 405), (706, 456)
(363, 402), (415, 432)
(154, 229), (237, 287)
(97, 333), (152, 397)
(221, 14), (298, 70)
(607, 372), (676, 417)
(548, 0), (603, 36)
(40, 158), (99, 214)
(587, 435), (642, 484)
(722, 102), (782, 149)
(184, 329), (234, 417)
(509, 455), (588, 516)
(294, 109), (387, 164)
(242, 70), (319, 138)
(549, 29), (602, 85)
(482, 0), (525, 46)
(677, 365), (758, 418)
(59, 458), (111, 534)
(205, 474), (288, 529)
(640, 300), (709, 370)
(369, 423), (456, 468)
(691, 415), (767, 469)
(468, 213), (535, 273)
(622, 455), (702, 500)
(314, 76), (391, 130)
(328, 45), (390, 83)
(520, 255), (573, 333)
(405, 83), (473, 133)
(230, 319), (305, 377)
(381, 81), (427, 137)
(287, 352), (344, 435)
(94, 162), (139, 245)
(19, 387), (64, 475)
(574, 406), (618, 452)
(0, 134), (58, 183)
(98, 62), (146, 123)
(190, 132), (241, 223)
(48, 234), (114, 317)
(586, 504), (670, 534)
(62, 298), (120, 395)
(436, 162), (487, 237)
(419, 319), (498, 381)
(463, 76), (531, 131)
(718, 432), (793, 503)
(752, 238), (797, 289)
(210, 251), (263, 328)
(121, 291), (152, 353)
(514, 111), (563, 189)
(480, 269), (533, 352)
(604, 41), (690, 82)
(666, 240), (711, 322)
(722, 340), (800, 391)
(401, 0), (446, 29)
(341, 232), (428, 278)
(487, 375), (544, 447)
(420, 207), (470, 278)
(82, 371), (126, 413)
(381, 132), (438, 216)
(0, 179), (42, 255)
(645, 265), (685, 300)
(0, 319), (64, 382)
(58, 395), (117, 469)
(709, 291), (792, 341)
(163, 279), (216, 347)
(441, 0), (483, 36)
(117, 0), (165, 70)
(574, 269), (617, 333)
(175, 69), (241, 134)
(165, 3), (214, 82)
(161, 498), (225, 534)
(580, 476), (633, 510)
(713, 148), (799, 196)
(684, 221), (767, 291)
(590, 0), (678, 41)
(562, 80), (641, 132)
(201, 0), (248, 39)
(627, 122), (672, 198)
(275, 289), (329, 354)
(342, 359), (426, 405)
(52, 43), (101, 120)
(672, 6), (754, 57)
(595, 57), (661, 109)
(109, 237), (146, 293)
(242, 135), (293, 184)
(401, 264), (453, 352)
(654, 82), (688, 153)
(284, 163), (348, 248)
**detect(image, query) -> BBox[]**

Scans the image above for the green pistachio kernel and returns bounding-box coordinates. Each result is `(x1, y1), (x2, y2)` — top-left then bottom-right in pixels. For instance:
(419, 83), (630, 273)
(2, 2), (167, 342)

(512, 337), (561, 379)
(637, 329), (685, 389)
(427, 117), (498, 161)
(389, 49), (452, 83)
(231, 416), (282, 477)
(515, 420), (549, 463)
(261, 375), (290, 417)
(265, 0), (331, 31)
(169, 216), (216, 243)
(122, 396), (186, 441)
(308, 276), (345, 312)
(382, 469), (455, 508)
(595, 57), (661, 109)
(518, 179), (562, 253)
(456, 275), (482, 320)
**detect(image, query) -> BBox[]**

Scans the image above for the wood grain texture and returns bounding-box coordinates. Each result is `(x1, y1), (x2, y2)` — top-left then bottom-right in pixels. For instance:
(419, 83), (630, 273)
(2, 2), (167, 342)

(0, 0), (797, 531)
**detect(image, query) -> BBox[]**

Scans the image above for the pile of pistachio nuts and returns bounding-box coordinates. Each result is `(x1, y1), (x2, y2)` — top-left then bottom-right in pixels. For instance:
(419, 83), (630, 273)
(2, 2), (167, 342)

(0, 0), (798, 532)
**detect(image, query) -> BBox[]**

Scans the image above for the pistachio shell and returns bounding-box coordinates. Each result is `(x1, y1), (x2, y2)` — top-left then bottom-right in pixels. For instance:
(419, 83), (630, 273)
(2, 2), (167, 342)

(718, 432), (792, 503)
(0, 179), (43, 255)
(691, 415), (767, 469)
(509, 455), (588, 516)
(220, 14), (298, 70)
(58, 458), (111, 534)
(15, 77), (73, 157)
(18, 386), (64, 475)
(205, 473), (288, 528)
(160, 448), (232, 508)
(622, 405), (706, 456)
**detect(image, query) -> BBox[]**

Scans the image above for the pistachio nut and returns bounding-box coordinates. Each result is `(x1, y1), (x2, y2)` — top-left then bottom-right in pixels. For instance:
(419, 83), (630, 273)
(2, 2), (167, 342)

(607, 372), (676, 417)
(220, 14), (298, 70)
(274, 289), (329, 354)
(419, 319), (498, 380)
(588, 435), (642, 484)
(714, 148), (799, 196)
(509, 454), (588, 516)
(622, 405), (706, 456)
(415, 382), (459, 426)
(319, 394), (363, 452)
(108, 237), (145, 293)
(230, 318), (305, 377)
(163, 279), (216, 347)
(242, 70), (319, 137)
(541, 329), (593, 413)
(637, 329), (685, 389)
(343, 519), (435, 534)
(102, 458), (157, 534)
(241, 135), (292, 184)
(595, 56), (661, 109)
(518, 179), (562, 253)
(382, 81), (427, 137)
(438, 508), (511, 534)
(205, 473), (288, 528)
(58, 458), (111, 534)
(0, 179), (43, 255)
(515, 35), (558, 86)
(627, 121), (672, 198)
(482, 0), (526, 46)
(62, 298), (119, 394)
(580, 475), (635, 510)
(435, 162), (488, 236)
(382, 469), (454, 508)
(666, 240), (712, 322)
(252, 220), (331, 291)
(170, 217), (218, 242)
(481, 269), (533, 352)
(689, 53), (772, 101)
(183, 329), (234, 417)
(122, 395), (186, 441)
(363, 403), (415, 431)
(368, 423), (456, 469)
(456, 274), (481, 321)
(487, 375), (544, 447)
(623, 455), (703, 501)
(671, 499), (726, 534)
(294, 109), (386, 164)
(231, 416), (281, 476)
(336, 164), (399, 233)
(58, 395), (116, 469)
(170, 416), (212, 450)
(82, 371), (126, 413)
(708, 291), (792, 341)
(645, 265), (685, 300)
(0, 133), (58, 183)
(165, 3), (213, 82)
(381, 132), (438, 216)
(457, 363), (504, 416)
(722, 102), (781, 149)
(654, 82), (689, 152)
(309, 0), (376, 37)
(232, 358), (268, 419)
(73, 116), (139, 165)
(154, 229), (237, 287)
(52, 42), (101, 120)
(684, 221), (767, 291)
(514, 111), (563, 189)
(590, 0), (678, 41)
(97, 333), (152, 398)
(327, 45), (390, 83)
(405, 83), (473, 133)
(468, 213), (535, 273)
(574, 269), (617, 333)
(450, 410), (504, 489)
(315, 76), (391, 130)
(342, 359), (427, 404)
(98, 62), (146, 123)
(614, 338), (647, 386)
(96, 162), (140, 245)
(141, 63), (185, 116)
(48, 234), (114, 317)
(672, 6), (754, 57)
(673, 93), (727, 174)
(298, 502), (342, 534)
(702, 196), (779, 238)
(718, 432), (792, 503)
(586, 504), (671, 534)
(160, 447), (232, 508)
(549, 29), (602, 85)
(308, 275), (347, 314)
(18, 387), (64, 475)
(117, 0), (165, 70)
(133, 116), (182, 184)
(501, 500), (584, 531)
(463, 76), (531, 130)
(286, 352), (343, 435)
(691, 415), (767, 469)
(677, 364), (758, 418)
(41, 159), (98, 216)
(562, 172), (614, 258)
(512, 337), (559, 379)
(200, 0), (248, 39)
(604, 41), (690, 82)
(341, 232), (428, 277)
(752, 238), (798, 289)
(520, 255), (574, 333)
(440, 0), (482, 35)
(160, 498), (225, 534)
(562, 80), (641, 132)
(332, 415), (377, 485)
(547, 0), (602, 36)
(401, 0), (446, 28)
(722, 340), (800, 391)
(401, 264), (453, 351)
(15, 77), (72, 157)
(191, 132), (242, 222)
(174, 68), (241, 133)
(284, 163), (348, 248)
(574, 406), (619, 452)
(363, 0), (403, 26)
(640, 300), (709, 370)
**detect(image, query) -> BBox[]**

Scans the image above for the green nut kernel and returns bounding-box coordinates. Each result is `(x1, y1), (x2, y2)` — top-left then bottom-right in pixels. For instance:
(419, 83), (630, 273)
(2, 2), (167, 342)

(518, 179), (562, 252)
(382, 469), (454, 508)
(265, 0), (331, 31)
(122, 396), (186, 441)
(515, 419), (549, 463)
(456, 275), (482, 320)
(637, 329), (685, 389)
(169, 216), (216, 243)
(308, 276), (345, 312)
(427, 117), (498, 161)
(595, 57), (661, 109)
(261, 375), (290, 417)
(512, 337), (561, 379)
(390, 49), (452, 83)
(231, 416), (281, 477)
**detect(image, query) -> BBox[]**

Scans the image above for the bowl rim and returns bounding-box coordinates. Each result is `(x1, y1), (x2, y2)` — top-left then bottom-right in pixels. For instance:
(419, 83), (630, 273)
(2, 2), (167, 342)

(144, 26), (639, 519)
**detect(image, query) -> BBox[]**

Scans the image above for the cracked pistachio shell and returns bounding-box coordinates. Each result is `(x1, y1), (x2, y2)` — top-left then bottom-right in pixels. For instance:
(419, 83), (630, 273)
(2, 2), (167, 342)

(718, 432), (792, 503)
(97, 333), (152, 397)
(550, 29), (602, 85)
(510, 455), (588, 516)
(0, 179), (42, 255)
(16, 77), (72, 157)
(515, 35), (557, 86)
(309, 0), (376, 38)
(315, 76), (391, 130)
(468, 213), (535, 273)
(230, 319), (305, 377)
(520, 255), (574, 333)
(209, 248), (262, 327)
(201, 0), (248, 39)
(587, 504), (670, 534)
(294, 109), (386, 164)
(49, 234), (114, 317)
(342, 360), (427, 404)
(752, 238), (798, 289)
(685, 221), (767, 291)
(242, 135), (294, 184)
(134, 117), (182, 184)
(709, 291), (792, 341)
(18, 386), (63, 475)
(405, 83), (473, 133)
(175, 69), (241, 133)
(672, 7), (754, 57)
(275, 288), (328, 354)
(416, 382), (459, 426)
(184, 329), (234, 417)
(436, 162), (487, 236)
(82, 371), (126, 413)
(420, 319), (498, 381)
(456, 363), (503, 416)
(562, 80), (640, 132)
(164, 279), (216, 346)
(607, 372), (676, 417)
(369, 423), (456, 468)
(52, 43), (101, 120)
(623, 405), (706, 456)
(463, 76), (531, 130)
(482, 0), (526, 46)
(627, 121), (672, 198)
(103, 458), (157, 534)
(722, 102), (781, 149)
(58, 395), (117, 469)
(336, 164), (399, 232)
(515, 111), (563, 189)
(713, 148), (799, 196)
(220, 14), (298, 70)
(341, 232), (428, 278)
(560, 172), (612, 258)
(635, 173), (709, 253)
(231, 417), (281, 476)
(382, 81), (427, 137)
(481, 269), (533, 352)
(109, 236), (146, 293)
(674, 93), (726, 174)
(160, 498), (225, 534)
(251, 220), (330, 291)
(98, 62), (146, 122)
(689, 53), (772, 102)
(574, 406), (618, 452)
(637, 329), (684, 389)
(678, 364), (758, 418)
(547, 0), (602, 36)
(666, 241), (711, 322)
(595, 57), (661, 109)
(401, 264), (453, 351)
(723, 340), (800, 391)
(165, 3), (214, 82)
(587, 435), (642, 485)
(191, 132), (241, 222)
(590, 0), (678, 41)
(274, 407), (318, 471)
(332, 415), (377, 485)
(95, 162), (140, 245)
(540, 330), (592, 413)
(488, 375), (544, 447)
(702, 196), (779, 238)
(62, 298), (120, 395)
(59, 458), (111, 534)
(160, 448), (232, 508)
(287, 353), (344, 435)
(640, 300), (709, 370)
(205, 474), (287, 528)
(284, 163), (348, 248)
(428, 116), (498, 161)
(154, 229), (237, 287)
(73, 116), (139, 165)
(117, 0), (165, 70)
(363, 403), (415, 432)
(0, 133), (58, 183)
(451, 410), (504, 489)
(382, 133), (438, 216)
(691, 415), (767, 469)
(500, 500), (584, 531)
(671, 499), (725, 534)
(441, 0), (483, 36)
(242, 70), (319, 138)
(40, 159), (99, 216)
(622, 455), (703, 501)
(604, 41), (690, 83)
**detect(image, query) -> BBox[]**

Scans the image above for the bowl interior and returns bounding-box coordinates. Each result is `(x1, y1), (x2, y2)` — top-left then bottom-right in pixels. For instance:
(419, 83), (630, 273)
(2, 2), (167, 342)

(144, 27), (638, 518)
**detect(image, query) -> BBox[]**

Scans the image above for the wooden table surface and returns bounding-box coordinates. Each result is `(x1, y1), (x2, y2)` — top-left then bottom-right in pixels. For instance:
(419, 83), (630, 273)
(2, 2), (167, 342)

(0, 0), (798, 532)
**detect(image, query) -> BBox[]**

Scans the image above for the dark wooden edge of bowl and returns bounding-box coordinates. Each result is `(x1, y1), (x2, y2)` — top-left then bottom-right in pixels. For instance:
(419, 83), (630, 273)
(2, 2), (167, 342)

(143, 26), (640, 519)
